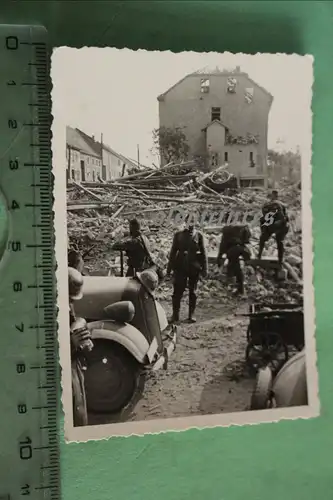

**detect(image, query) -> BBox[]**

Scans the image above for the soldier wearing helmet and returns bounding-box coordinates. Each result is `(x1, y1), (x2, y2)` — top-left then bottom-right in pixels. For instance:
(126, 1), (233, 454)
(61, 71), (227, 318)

(167, 214), (208, 323)
(68, 267), (92, 427)
(111, 219), (156, 277)
(258, 190), (289, 268)
(138, 269), (159, 294)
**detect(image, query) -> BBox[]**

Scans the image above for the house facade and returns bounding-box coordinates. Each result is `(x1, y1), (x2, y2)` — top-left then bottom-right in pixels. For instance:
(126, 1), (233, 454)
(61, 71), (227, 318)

(66, 127), (137, 183)
(158, 67), (273, 186)
(66, 127), (102, 182)
(101, 145), (138, 181)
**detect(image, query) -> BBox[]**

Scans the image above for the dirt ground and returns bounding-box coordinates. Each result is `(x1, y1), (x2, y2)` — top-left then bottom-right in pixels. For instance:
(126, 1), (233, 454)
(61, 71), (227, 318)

(129, 288), (255, 422)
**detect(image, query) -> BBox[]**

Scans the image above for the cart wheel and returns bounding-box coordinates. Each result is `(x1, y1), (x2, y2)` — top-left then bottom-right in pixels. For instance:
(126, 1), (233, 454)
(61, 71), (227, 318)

(250, 366), (273, 410)
(246, 332), (288, 374)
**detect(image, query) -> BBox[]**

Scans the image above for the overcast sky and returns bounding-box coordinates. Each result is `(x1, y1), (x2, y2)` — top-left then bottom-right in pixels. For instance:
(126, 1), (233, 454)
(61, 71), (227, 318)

(52, 48), (312, 166)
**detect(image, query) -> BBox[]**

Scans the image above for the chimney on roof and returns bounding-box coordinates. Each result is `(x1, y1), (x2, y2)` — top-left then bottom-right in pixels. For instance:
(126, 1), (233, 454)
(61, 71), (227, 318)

(92, 135), (95, 141)
(235, 66), (241, 72)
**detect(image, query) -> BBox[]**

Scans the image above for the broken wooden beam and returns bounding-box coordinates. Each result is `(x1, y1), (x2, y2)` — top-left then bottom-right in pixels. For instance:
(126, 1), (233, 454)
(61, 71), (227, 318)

(283, 261), (302, 284)
(110, 205), (125, 220)
(71, 180), (104, 201)
(67, 202), (114, 211)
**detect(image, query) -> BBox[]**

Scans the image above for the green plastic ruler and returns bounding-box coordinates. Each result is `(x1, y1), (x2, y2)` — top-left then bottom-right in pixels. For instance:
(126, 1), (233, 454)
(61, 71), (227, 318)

(0, 25), (59, 499)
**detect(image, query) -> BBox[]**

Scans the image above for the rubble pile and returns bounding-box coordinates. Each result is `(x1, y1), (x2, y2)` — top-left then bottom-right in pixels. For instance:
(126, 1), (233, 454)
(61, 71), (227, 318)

(67, 160), (303, 303)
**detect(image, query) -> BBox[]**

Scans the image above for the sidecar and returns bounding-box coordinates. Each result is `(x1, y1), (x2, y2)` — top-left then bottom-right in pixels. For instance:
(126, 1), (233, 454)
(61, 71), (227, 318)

(74, 273), (177, 416)
(250, 349), (307, 410)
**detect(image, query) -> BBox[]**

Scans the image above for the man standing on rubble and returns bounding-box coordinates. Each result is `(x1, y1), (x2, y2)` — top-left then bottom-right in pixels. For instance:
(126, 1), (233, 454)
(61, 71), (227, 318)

(167, 215), (208, 323)
(111, 218), (156, 277)
(217, 224), (251, 296)
(257, 190), (289, 267)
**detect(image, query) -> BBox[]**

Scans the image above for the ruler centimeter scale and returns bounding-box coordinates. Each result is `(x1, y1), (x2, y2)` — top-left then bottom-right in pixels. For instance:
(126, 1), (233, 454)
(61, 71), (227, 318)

(0, 26), (59, 499)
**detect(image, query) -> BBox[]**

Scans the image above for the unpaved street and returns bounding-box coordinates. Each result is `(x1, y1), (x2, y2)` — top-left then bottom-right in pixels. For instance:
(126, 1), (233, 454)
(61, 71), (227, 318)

(130, 290), (255, 422)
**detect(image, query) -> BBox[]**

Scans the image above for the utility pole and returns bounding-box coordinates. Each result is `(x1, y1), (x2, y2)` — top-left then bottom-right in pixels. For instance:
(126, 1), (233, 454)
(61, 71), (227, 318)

(137, 144), (140, 168)
(100, 132), (104, 180)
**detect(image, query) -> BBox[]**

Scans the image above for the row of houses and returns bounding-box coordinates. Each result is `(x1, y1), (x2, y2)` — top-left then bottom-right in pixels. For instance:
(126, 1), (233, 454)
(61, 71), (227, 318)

(66, 126), (138, 183)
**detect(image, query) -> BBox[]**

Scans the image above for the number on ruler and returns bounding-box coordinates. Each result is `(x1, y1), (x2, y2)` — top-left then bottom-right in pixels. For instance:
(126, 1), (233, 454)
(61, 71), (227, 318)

(5, 36), (19, 50)
(17, 404), (27, 415)
(19, 437), (32, 460)
(8, 119), (17, 129)
(8, 241), (21, 252)
(11, 200), (20, 210)
(21, 484), (30, 496)
(13, 281), (22, 292)
(16, 363), (26, 374)
(9, 159), (19, 170)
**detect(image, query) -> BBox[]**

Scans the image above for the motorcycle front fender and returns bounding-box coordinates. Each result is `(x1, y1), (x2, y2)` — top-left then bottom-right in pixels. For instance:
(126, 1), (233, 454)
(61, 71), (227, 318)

(87, 320), (150, 364)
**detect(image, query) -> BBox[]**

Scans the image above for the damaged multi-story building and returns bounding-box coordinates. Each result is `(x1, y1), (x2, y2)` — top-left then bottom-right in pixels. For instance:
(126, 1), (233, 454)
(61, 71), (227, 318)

(158, 67), (273, 187)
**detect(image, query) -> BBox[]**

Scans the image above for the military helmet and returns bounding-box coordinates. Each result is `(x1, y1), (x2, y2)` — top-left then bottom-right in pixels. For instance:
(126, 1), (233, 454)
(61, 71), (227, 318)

(68, 267), (84, 300)
(138, 269), (159, 292)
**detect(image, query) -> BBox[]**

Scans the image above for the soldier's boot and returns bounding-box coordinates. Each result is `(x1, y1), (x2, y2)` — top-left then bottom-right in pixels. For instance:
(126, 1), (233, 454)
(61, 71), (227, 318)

(169, 296), (180, 324)
(235, 280), (244, 296)
(257, 234), (266, 260)
(234, 265), (245, 296)
(188, 295), (197, 323)
(277, 240), (284, 267)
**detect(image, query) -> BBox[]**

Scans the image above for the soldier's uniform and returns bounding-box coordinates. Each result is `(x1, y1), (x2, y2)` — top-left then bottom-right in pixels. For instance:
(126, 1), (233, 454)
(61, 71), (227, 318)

(217, 225), (251, 295)
(167, 227), (208, 323)
(68, 267), (92, 427)
(258, 194), (289, 266)
(112, 233), (155, 277)
(112, 219), (156, 277)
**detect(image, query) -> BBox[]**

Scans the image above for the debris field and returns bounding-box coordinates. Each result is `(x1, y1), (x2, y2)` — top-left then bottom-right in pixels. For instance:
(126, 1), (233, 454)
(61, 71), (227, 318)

(67, 160), (303, 421)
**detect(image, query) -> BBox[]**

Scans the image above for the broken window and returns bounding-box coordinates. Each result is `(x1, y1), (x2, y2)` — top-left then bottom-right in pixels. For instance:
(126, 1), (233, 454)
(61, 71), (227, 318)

(211, 107), (221, 121)
(200, 78), (210, 93)
(227, 77), (237, 93)
(245, 87), (254, 103)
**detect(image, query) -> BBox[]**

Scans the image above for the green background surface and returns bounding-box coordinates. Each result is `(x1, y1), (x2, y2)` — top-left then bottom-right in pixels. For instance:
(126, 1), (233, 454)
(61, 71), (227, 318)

(1, 1), (332, 499)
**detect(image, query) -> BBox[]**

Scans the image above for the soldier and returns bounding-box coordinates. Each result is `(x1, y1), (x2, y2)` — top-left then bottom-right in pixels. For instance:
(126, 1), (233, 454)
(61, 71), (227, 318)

(68, 267), (93, 427)
(111, 218), (156, 277)
(258, 190), (289, 267)
(217, 224), (251, 295)
(167, 215), (208, 323)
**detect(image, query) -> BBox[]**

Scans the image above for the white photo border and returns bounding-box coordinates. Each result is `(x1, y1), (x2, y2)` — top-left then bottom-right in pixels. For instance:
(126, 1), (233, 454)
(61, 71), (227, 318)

(51, 48), (319, 443)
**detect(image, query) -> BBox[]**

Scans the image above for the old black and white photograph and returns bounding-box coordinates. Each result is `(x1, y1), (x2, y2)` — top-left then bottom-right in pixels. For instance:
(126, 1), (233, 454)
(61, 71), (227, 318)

(51, 48), (317, 441)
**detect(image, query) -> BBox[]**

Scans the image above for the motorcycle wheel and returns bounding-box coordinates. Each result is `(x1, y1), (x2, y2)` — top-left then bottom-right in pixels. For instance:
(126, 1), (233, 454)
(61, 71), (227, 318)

(250, 366), (273, 410)
(84, 340), (145, 415)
